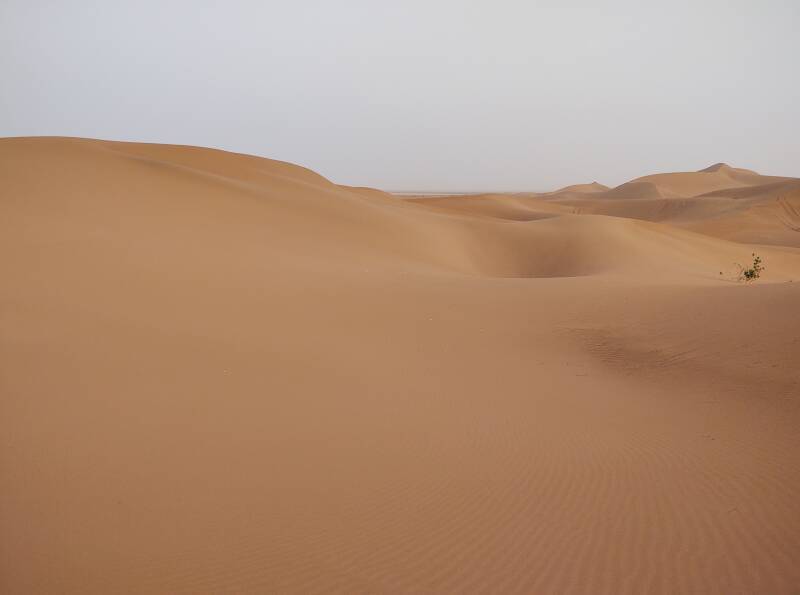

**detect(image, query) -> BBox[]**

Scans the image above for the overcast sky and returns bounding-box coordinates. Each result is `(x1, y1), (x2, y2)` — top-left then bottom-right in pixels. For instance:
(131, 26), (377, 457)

(1, 0), (798, 191)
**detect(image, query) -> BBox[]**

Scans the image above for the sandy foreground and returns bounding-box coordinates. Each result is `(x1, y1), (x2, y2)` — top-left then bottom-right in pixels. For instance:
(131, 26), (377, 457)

(1, 137), (799, 594)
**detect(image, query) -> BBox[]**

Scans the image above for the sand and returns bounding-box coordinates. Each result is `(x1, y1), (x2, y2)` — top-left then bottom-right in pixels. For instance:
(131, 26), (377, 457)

(2, 137), (799, 594)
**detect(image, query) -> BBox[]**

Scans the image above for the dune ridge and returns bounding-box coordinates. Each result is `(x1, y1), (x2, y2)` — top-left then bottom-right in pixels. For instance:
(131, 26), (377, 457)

(2, 137), (799, 594)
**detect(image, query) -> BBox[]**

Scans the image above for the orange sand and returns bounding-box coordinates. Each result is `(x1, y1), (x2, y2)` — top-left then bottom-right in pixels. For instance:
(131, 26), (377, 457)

(2, 137), (799, 593)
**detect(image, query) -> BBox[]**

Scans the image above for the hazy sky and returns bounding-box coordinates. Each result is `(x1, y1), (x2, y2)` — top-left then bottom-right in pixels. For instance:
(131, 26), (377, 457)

(1, 0), (798, 191)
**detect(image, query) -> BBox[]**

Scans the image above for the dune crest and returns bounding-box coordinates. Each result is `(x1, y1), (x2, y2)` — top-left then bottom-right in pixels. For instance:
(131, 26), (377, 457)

(549, 181), (610, 194)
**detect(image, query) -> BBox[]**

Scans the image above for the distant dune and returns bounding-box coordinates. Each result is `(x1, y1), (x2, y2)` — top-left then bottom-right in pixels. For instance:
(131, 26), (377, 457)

(623, 162), (785, 197)
(537, 163), (800, 248)
(2, 137), (799, 594)
(601, 180), (669, 199)
(548, 181), (610, 194)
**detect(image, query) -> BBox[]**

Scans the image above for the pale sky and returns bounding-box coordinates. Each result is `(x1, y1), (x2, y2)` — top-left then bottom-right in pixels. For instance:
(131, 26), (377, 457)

(1, 0), (798, 191)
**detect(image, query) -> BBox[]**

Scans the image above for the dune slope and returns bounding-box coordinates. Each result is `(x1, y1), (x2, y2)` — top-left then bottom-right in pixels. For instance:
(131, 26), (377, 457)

(2, 138), (799, 594)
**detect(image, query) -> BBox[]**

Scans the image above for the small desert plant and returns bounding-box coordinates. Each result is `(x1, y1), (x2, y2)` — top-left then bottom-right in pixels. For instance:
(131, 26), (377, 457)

(737, 253), (764, 282)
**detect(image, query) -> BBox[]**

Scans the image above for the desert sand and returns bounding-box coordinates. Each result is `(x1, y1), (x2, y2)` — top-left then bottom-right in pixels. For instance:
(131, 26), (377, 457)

(2, 137), (799, 594)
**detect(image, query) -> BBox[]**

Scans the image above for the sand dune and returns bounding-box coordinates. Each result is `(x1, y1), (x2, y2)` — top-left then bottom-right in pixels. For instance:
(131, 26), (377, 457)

(537, 163), (795, 205)
(598, 180), (670, 200)
(409, 193), (574, 222)
(2, 138), (799, 594)
(624, 162), (785, 197)
(543, 173), (800, 248)
(547, 181), (610, 194)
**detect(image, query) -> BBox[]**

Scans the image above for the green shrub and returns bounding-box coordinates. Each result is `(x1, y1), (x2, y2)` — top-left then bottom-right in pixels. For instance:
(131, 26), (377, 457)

(737, 253), (764, 282)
